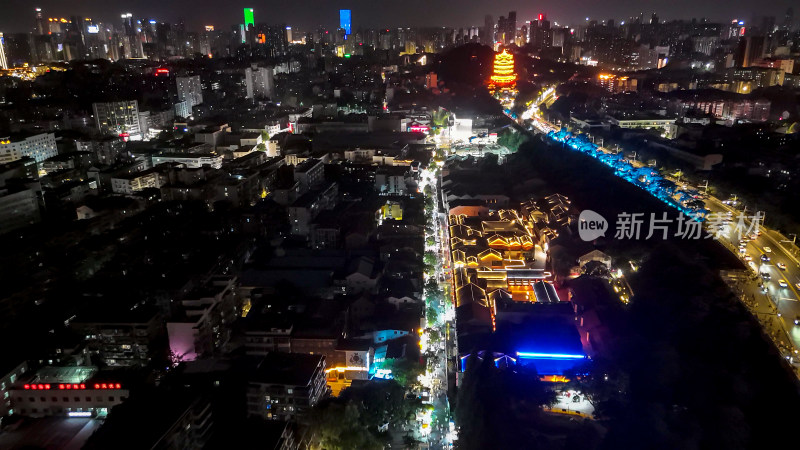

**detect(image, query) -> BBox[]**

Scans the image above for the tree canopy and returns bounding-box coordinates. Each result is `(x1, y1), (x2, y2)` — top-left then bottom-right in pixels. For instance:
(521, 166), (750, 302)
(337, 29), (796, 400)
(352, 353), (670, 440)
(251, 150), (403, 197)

(454, 353), (557, 450)
(308, 380), (422, 450)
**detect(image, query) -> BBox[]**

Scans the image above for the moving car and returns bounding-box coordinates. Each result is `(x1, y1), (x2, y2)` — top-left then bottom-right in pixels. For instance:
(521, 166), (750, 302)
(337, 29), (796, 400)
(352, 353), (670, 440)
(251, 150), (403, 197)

(744, 254), (752, 261)
(777, 263), (786, 270)
(779, 280), (788, 288)
(764, 246), (772, 253)
(761, 272), (771, 281)
(761, 254), (770, 262)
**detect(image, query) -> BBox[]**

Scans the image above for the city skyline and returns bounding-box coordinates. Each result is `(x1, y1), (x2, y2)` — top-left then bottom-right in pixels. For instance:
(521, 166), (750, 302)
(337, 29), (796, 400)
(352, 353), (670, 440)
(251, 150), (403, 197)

(0, 1), (796, 33)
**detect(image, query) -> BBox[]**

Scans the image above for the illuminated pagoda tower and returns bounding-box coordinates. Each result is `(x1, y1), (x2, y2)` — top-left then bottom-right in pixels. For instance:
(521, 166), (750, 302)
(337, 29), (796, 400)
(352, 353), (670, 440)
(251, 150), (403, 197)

(489, 48), (517, 93)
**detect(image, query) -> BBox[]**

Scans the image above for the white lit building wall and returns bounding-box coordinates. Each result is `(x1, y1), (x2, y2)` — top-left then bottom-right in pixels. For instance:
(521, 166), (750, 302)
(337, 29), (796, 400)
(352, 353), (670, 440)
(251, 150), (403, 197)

(0, 133), (58, 164)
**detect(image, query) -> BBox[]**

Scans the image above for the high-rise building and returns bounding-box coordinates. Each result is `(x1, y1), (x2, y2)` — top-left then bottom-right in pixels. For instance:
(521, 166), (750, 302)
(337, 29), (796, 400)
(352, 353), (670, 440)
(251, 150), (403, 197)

(507, 11), (517, 45)
(92, 101), (143, 141)
(2, 33), (33, 66)
(736, 35), (766, 67)
(285, 26), (293, 43)
(245, 66), (275, 99)
(483, 15), (494, 44)
(530, 14), (552, 50)
(0, 33), (8, 70)
(244, 8), (255, 31)
(121, 13), (134, 35)
(691, 36), (719, 56)
(176, 75), (203, 111)
(0, 133), (58, 164)
(340, 10), (351, 35)
(34, 8), (46, 35)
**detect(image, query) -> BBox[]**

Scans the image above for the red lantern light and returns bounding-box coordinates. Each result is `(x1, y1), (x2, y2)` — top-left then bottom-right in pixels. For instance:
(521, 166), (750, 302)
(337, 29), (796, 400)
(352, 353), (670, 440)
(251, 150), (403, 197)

(101, 384), (107, 389)
(59, 384), (65, 389)
(23, 384), (30, 390)
(73, 384), (79, 390)
(45, 384), (50, 390)
(80, 384), (86, 389)
(115, 383), (121, 389)
(94, 384), (100, 389)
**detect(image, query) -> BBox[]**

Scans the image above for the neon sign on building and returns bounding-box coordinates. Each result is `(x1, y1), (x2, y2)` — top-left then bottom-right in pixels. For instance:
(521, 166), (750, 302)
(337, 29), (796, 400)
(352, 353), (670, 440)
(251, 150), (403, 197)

(23, 383), (122, 390)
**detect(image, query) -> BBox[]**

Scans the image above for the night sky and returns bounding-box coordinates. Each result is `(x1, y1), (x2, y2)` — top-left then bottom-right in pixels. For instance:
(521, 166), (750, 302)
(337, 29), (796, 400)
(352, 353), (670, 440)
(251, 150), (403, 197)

(0, 0), (795, 33)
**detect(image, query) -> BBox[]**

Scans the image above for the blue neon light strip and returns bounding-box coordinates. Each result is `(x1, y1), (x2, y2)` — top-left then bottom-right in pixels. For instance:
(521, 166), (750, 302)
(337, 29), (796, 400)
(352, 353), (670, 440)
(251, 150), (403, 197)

(516, 352), (586, 359)
(545, 128), (708, 222)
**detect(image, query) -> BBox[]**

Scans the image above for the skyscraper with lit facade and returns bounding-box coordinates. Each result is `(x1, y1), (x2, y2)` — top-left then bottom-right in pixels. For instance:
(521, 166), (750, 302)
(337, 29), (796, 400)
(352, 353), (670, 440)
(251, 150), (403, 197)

(176, 75), (203, 111)
(0, 33), (8, 70)
(243, 8), (254, 30)
(92, 101), (143, 141)
(34, 8), (46, 35)
(245, 66), (274, 99)
(340, 10), (351, 36)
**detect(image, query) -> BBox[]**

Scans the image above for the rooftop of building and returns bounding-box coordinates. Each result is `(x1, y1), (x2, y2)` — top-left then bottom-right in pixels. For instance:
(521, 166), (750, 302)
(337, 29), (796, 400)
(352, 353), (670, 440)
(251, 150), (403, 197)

(43, 151), (92, 162)
(155, 152), (219, 158)
(71, 304), (160, 325)
(239, 268), (333, 290)
(250, 352), (324, 386)
(606, 111), (676, 121)
(290, 189), (323, 208)
(0, 132), (54, 142)
(82, 389), (205, 450)
(294, 157), (322, 173)
(25, 366), (98, 384)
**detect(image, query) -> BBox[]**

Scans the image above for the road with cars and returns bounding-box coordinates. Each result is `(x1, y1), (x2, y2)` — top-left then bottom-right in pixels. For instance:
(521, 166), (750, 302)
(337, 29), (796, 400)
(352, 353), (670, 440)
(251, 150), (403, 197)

(703, 196), (800, 360)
